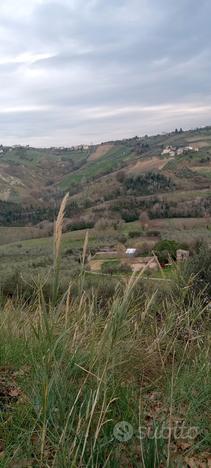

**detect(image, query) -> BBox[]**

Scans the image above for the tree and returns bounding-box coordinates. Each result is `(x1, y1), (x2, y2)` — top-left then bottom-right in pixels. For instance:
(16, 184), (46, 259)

(139, 211), (149, 230)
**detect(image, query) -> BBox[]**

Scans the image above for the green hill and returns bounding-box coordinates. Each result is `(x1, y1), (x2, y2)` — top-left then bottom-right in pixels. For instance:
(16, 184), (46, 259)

(0, 126), (210, 238)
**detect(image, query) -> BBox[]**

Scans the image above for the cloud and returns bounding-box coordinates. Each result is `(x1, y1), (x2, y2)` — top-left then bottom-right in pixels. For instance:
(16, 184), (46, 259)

(0, 0), (210, 145)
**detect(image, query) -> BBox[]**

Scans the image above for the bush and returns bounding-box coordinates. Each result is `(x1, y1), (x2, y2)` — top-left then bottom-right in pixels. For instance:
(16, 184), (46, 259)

(95, 218), (117, 231)
(121, 209), (139, 222)
(146, 230), (161, 238)
(116, 233), (128, 244)
(128, 230), (141, 239)
(70, 219), (94, 231)
(124, 172), (175, 195)
(154, 239), (181, 264)
(118, 263), (132, 273)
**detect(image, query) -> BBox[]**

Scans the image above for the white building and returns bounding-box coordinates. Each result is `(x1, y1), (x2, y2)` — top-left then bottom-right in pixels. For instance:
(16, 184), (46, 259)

(184, 146), (199, 153)
(161, 146), (176, 157)
(126, 248), (137, 256)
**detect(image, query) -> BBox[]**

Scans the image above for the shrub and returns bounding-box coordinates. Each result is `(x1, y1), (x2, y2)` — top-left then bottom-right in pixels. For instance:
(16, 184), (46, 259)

(124, 172), (175, 195)
(128, 230), (141, 238)
(70, 218), (94, 231)
(116, 233), (128, 244)
(121, 209), (139, 222)
(118, 263), (132, 273)
(95, 218), (117, 231)
(154, 239), (181, 264)
(183, 243), (211, 300)
(146, 230), (161, 238)
(116, 170), (126, 183)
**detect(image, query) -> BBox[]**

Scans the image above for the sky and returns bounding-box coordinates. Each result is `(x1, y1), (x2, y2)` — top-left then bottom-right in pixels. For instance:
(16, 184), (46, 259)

(0, 0), (211, 146)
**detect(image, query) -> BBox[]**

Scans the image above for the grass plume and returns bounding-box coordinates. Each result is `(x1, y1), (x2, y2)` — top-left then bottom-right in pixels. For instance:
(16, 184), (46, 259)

(52, 192), (69, 305)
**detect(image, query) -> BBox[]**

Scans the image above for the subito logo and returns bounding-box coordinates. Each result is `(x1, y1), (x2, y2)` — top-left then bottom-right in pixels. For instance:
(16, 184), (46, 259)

(113, 421), (133, 442)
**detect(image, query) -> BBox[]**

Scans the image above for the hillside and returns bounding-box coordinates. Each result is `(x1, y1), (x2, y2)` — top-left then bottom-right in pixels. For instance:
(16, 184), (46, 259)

(0, 126), (210, 285)
(0, 127), (210, 233)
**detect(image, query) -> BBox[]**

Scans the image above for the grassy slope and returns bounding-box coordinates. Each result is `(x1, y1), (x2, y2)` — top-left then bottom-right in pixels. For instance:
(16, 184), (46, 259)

(59, 144), (134, 189)
(0, 226), (51, 245)
(59, 128), (211, 213)
(0, 255), (210, 466)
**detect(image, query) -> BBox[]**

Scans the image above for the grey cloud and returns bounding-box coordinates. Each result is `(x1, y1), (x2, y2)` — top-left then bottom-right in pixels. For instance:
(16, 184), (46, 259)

(0, 0), (210, 145)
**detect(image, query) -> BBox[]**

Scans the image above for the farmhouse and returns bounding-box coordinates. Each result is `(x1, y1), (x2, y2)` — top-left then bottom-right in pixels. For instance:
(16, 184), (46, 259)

(162, 145), (199, 157)
(176, 148), (184, 156)
(161, 146), (176, 157)
(88, 245), (159, 273)
(182, 145), (199, 153)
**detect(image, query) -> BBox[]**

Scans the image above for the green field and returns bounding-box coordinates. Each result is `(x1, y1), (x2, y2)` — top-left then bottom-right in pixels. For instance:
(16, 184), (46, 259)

(59, 145), (133, 188)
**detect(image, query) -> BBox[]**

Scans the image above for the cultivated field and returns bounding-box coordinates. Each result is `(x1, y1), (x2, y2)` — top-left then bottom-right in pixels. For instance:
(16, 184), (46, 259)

(0, 216), (210, 294)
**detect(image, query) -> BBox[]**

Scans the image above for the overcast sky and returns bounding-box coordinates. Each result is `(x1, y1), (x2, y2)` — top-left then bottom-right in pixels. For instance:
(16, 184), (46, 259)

(0, 0), (211, 146)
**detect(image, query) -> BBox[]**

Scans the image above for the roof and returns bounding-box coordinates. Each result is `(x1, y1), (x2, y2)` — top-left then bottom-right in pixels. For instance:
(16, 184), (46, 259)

(126, 248), (137, 254)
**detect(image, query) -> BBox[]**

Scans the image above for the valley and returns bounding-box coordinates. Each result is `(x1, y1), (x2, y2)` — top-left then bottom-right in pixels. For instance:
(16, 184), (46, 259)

(0, 126), (210, 289)
(0, 127), (211, 466)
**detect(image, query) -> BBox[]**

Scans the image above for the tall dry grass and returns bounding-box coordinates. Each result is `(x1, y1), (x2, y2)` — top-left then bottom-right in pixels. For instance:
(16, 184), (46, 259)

(0, 197), (210, 466)
(52, 192), (69, 305)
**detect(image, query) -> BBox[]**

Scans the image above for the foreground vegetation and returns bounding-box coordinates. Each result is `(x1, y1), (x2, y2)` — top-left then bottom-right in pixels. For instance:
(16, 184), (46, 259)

(0, 198), (210, 467)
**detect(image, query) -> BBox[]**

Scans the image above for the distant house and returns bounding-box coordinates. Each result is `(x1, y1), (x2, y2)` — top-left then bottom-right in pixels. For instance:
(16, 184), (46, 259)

(176, 249), (189, 262)
(161, 146), (176, 157)
(88, 249), (160, 273)
(162, 145), (200, 157)
(184, 146), (199, 153)
(126, 248), (137, 256)
(176, 148), (184, 156)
